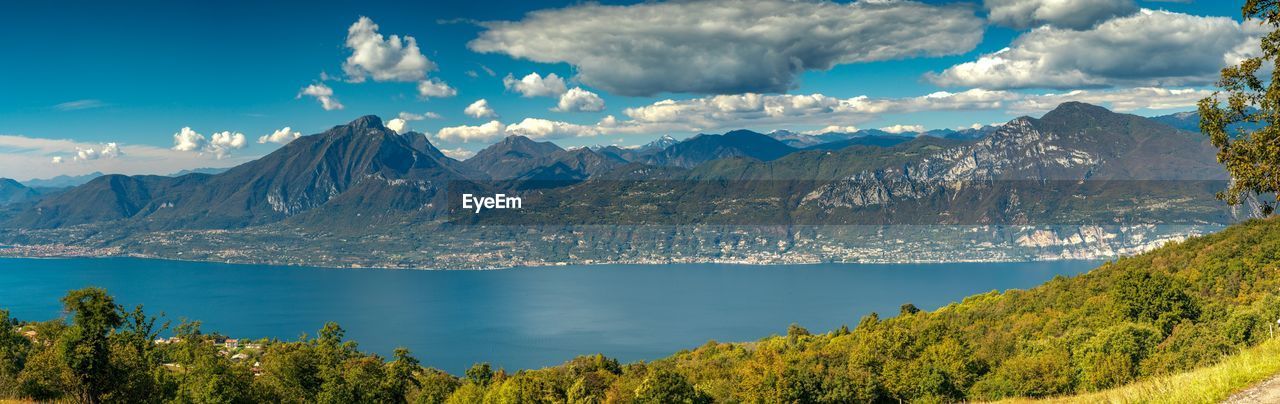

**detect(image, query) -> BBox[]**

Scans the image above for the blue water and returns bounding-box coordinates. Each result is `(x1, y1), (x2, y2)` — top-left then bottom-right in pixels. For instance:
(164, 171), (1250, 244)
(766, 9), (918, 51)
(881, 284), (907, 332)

(0, 257), (1097, 374)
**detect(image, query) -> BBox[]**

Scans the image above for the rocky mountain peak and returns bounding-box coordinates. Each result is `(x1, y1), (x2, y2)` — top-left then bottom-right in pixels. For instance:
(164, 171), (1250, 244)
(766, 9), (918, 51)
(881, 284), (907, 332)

(347, 115), (385, 131)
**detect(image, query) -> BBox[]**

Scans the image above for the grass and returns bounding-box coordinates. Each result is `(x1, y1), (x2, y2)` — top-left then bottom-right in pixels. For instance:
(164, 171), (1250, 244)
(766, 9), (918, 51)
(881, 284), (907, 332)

(997, 336), (1280, 404)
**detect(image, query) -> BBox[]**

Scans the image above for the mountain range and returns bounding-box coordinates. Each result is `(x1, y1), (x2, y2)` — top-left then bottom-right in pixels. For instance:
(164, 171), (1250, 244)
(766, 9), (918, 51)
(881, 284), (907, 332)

(0, 102), (1255, 268)
(0, 179), (38, 206)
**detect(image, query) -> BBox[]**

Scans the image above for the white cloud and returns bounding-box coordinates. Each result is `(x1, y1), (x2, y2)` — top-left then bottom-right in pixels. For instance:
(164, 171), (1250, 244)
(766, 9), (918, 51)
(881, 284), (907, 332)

(610, 87), (1215, 135)
(1002, 87), (1214, 115)
(258, 127), (302, 144)
(506, 118), (601, 140)
(440, 147), (476, 160)
(930, 10), (1266, 90)
(342, 16), (435, 82)
(53, 99), (108, 111)
(172, 128), (246, 159)
(503, 72), (568, 97)
(803, 125), (859, 135)
(0, 134), (250, 181)
(879, 124), (925, 134)
(469, 0), (984, 96)
(554, 87), (606, 112)
(207, 131), (247, 159)
(464, 99), (498, 119)
(984, 0), (1137, 30)
(399, 111), (440, 120)
(172, 127), (206, 152)
(75, 142), (122, 161)
(436, 120), (507, 143)
(386, 118), (410, 134)
(387, 111), (442, 133)
(417, 78), (457, 98)
(500, 74), (604, 112)
(299, 83), (344, 111)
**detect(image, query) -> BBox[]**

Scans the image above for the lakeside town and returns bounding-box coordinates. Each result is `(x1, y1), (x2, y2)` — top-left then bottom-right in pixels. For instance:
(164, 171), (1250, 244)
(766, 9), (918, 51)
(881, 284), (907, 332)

(0, 224), (1213, 270)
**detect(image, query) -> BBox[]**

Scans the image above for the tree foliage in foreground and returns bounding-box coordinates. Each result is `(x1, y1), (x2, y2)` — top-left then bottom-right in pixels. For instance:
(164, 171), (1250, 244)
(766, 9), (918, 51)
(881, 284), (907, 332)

(2, 216), (1280, 403)
(1198, 0), (1280, 215)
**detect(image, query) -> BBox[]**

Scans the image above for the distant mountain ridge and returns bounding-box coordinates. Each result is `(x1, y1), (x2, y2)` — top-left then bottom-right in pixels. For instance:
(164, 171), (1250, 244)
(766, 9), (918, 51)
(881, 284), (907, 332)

(0, 102), (1254, 269)
(1150, 109), (1265, 136)
(20, 172), (104, 188)
(0, 179), (38, 205)
(644, 129), (797, 168)
(461, 135), (567, 179)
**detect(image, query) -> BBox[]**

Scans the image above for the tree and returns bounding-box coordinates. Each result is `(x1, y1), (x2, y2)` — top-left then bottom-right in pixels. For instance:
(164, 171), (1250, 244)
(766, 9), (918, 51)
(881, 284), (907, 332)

(169, 321), (253, 404)
(786, 323), (810, 337)
(1077, 323), (1162, 390)
(58, 287), (124, 404)
(634, 368), (709, 404)
(0, 310), (30, 396)
(464, 363), (493, 387)
(384, 347), (421, 403)
(1197, 0), (1280, 215)
(107, 305), (172, 403)
(410, 369), (460, 404)
(899, 303), (921, 316)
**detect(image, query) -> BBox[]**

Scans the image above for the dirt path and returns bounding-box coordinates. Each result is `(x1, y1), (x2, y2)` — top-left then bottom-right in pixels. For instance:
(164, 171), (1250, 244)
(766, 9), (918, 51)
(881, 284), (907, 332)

(1224, 374), (1280, 403)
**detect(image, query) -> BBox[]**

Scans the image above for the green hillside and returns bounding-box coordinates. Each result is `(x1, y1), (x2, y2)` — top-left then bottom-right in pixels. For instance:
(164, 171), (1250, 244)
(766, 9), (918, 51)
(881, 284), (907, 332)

(998, 336), (1280, 403)
(2, 217), (1280, 403)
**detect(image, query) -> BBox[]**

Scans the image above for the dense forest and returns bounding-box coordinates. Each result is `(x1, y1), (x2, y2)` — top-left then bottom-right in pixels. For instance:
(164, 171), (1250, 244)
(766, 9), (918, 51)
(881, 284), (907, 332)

(1, 216), (1279, 403)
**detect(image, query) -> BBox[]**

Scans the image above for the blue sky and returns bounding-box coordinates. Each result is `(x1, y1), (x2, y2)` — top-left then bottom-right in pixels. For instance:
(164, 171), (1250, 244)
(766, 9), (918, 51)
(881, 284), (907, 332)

(0, 0), (1255, 180)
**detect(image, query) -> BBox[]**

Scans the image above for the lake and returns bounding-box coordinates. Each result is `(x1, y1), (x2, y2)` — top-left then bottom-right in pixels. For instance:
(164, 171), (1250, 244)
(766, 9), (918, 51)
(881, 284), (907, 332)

(0, 257), (1097, 374)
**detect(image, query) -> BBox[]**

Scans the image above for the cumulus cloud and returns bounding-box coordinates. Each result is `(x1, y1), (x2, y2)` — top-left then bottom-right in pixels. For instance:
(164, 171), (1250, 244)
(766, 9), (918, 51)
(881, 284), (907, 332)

(504, 72), (568, 97)
(417, 78), (457, 98)
(172, 127), (206, 152)
(930, 10), (1266, 90)
(1, 134), (250, 181)
(612, 87), (1215, 134)
(342, 16), (435, 82)
(172, 128), (246, 159)
(386, 111), (442, 133)
(1001, 87), (1214, 115)
(418, 86), (1212, 145)
(258, 127), (302, 144)
(299, 83), (344, 111)
(506, 118), (602, 140)
(554, 87), (606, 112)
(984, 0), (1137, 30)
(440, 147), (476, 160)
(75, 142), (122, 161)
(207, 131), (247, 159)
(436, 120), (506, 143)
(399, 111), (441, 120)
(464, 99), (498, 118)
(386, 118), (410, 134)
(501, 73), (605, 112)
(879, 124), (926, 134)
(469, 0), (984, 96)
(802, 125), (860, 135)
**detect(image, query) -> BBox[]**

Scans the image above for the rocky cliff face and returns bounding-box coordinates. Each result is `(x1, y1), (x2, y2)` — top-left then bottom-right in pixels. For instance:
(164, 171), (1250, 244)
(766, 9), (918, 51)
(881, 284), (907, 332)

(800, 103), (1226, 222)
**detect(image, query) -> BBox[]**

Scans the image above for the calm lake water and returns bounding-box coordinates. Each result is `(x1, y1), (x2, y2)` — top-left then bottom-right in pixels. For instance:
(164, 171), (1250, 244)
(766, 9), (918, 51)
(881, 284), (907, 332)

(0, 257), (1097, 374)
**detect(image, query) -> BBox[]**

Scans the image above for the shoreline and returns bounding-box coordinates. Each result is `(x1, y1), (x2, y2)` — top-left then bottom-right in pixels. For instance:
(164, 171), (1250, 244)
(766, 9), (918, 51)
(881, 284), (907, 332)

(0, 247), (1110, 271)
